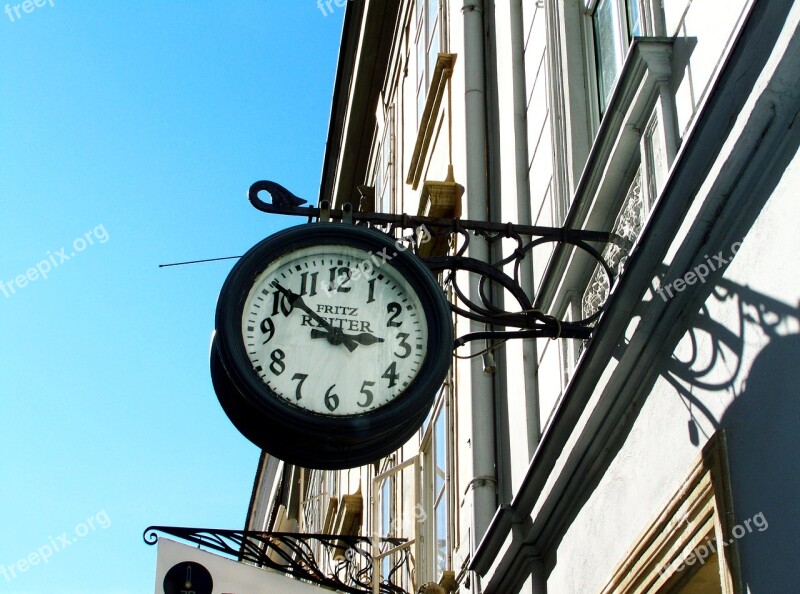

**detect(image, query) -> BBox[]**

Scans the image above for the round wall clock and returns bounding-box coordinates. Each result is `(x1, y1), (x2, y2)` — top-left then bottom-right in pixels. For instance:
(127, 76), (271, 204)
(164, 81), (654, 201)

(163, 561), (213, 594)
(213, 223), (452, 468)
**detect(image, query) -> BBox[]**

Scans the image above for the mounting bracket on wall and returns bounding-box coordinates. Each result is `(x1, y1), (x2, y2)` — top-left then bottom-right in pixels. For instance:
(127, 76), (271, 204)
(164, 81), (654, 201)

(249, 180), (629, 348)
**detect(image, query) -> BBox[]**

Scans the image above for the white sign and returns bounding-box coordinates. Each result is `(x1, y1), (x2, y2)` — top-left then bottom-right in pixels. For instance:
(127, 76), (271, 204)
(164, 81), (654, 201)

(153, 537), (327, 594)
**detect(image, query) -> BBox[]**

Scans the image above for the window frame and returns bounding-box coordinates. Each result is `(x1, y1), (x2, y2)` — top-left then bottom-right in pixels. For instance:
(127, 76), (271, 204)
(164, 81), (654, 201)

(598, 431), (742, 593)
(415, 0), (442, 127)
(372, 102), (396, 213)
(419, 384), (453, 583)
(584, 0), (648, 119)
(371, 455), (422, 594)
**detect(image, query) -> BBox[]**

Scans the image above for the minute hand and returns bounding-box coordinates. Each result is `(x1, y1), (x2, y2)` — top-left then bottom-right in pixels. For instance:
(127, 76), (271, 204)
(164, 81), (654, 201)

(271, 281), (358, 352)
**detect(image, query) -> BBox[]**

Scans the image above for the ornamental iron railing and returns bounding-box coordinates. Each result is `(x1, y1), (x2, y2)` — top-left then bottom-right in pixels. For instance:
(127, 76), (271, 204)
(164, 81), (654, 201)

(144, 526), (411, 594)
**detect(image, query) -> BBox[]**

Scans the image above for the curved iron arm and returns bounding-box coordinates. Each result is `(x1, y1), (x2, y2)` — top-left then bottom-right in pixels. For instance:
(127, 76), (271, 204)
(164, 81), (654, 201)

(144, 526), (410, 594)
(248, 180), (630, 345)
(249, 182), (626, 245)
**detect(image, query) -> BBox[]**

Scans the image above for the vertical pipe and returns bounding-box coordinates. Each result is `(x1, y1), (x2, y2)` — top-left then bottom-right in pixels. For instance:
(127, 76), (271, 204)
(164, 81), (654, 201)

(509, 1), (542, 455)
(462, 0), (497, 557)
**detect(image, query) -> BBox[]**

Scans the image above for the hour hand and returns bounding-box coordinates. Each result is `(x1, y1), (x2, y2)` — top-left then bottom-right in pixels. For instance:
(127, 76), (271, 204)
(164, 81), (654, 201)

(311, 329), (384, 346)
(308, 328), (358, 352)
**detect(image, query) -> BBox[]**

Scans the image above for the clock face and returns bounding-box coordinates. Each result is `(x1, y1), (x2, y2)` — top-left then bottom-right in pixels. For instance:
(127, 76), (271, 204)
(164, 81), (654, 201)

(163, 562), (213, 594)
(240, 245), (429, 416)
(213, 223), (453, 469)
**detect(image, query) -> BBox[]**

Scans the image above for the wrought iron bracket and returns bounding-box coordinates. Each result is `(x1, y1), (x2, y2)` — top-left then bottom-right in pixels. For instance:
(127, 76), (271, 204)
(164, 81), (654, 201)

(144, 525), (410, 594)
(249, 181), (630, 348)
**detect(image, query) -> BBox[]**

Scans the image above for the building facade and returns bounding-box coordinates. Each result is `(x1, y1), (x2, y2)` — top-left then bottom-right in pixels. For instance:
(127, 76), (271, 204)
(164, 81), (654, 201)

(246, 1), (800, 592)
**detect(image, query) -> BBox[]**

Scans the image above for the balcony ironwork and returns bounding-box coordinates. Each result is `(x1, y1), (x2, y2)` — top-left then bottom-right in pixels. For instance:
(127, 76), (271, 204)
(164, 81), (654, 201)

(144, 526), (410, 594)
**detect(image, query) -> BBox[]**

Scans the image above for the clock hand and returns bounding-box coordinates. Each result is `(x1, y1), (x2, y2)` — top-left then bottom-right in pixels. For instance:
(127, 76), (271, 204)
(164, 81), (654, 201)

(310, 329), (385, 346)
(271, 281), (358, 352)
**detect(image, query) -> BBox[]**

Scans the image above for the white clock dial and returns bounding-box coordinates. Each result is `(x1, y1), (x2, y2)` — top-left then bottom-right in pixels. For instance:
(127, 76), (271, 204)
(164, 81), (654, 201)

(240, 245), (429, 416)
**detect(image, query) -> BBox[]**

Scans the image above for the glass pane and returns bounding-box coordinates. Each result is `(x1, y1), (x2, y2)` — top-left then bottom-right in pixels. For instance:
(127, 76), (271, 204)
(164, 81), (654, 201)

(381, 552), (393, 584)
(375, 156), (383, 210)
(435, 498), (447, 576)
(428, 21), (440, 83)
(434, 410), (445, 494)
(382, 125), (390, 168)
(380, 476), (394, 536)
(644, 114), (665, 205)
(417, 36), (426, 87)
(327, 470), (337, 497)
(428, 0), (438, 34)
(593, 0), (623, 114)
(417, 86), (426, 127)
(627, 0), (642, 38)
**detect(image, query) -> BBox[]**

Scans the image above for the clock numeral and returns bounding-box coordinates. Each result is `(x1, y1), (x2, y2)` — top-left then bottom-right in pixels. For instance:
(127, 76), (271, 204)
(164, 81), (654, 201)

(324, 385), (340, 412)
(367, 278), (376, 304)
(394, 332), (411, 359)
(291, 373), (308, 400)
(299, 271), (318, 297)
(271, 290), (293, 316)
(381, 362), (400, 388)
(386, 302), (403, 327)
(259, 318), (275, 344)
(269, 349), (286, 375)
(328, 266), (352, 293)
(358, 380), (375, 408)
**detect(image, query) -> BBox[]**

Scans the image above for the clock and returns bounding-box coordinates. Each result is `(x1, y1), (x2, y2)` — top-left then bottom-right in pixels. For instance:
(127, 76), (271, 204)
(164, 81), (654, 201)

(213, 222), (452, 468)
(163, 561), (213, 594)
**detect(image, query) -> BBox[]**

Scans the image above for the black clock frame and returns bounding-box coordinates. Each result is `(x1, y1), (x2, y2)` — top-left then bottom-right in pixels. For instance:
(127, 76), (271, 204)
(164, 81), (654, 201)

(213, 223), (453, 469)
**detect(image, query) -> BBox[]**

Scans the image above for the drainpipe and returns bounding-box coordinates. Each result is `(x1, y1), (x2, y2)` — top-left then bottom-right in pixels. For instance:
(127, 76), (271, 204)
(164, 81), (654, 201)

(508, 7), (546, 589)
(462, 0), (497, 558)
(509, 1), (542, 454)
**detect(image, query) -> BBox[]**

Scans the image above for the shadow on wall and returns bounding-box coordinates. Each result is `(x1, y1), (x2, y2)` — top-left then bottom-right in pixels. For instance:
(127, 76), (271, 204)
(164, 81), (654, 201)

(650, 278), (800, 589)
(658, 279), (799, 444)
(598, 276), (800, 590)
(721, 333), (800, 590)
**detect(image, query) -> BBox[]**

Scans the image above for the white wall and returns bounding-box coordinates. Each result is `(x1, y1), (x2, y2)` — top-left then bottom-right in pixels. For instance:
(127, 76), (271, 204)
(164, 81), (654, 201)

(545, 120), (800, 594)
(667, 0), (752, 135)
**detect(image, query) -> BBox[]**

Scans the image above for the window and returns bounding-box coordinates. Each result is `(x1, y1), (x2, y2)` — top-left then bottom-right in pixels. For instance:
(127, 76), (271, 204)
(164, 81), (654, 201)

(587, 0), (643, 115)
(300, 469), (337, 570)
(415, 0), (441, 125)
(598, 431), (742, 593)
(560, 300), (580, 389)
(378, 464), (397, 579)
(301, 468), (328, 532)
(421, 389), (451, 582)
(372, 456), (421, 592)
(374, 105), (395, 212)
(642, 110), (667, 206)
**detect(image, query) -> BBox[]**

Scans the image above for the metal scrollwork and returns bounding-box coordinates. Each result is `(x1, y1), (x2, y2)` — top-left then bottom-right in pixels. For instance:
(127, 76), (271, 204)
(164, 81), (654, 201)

(144, 526), (410, 594)
(249, 180), (629, 347)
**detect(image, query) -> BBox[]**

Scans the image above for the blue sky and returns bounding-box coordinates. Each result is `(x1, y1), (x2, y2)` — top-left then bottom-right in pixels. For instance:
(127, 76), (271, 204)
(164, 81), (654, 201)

(0, 2), (344, 592)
